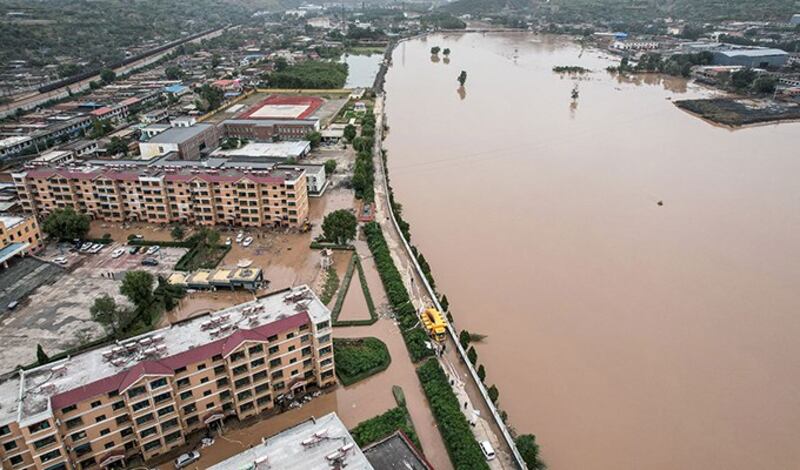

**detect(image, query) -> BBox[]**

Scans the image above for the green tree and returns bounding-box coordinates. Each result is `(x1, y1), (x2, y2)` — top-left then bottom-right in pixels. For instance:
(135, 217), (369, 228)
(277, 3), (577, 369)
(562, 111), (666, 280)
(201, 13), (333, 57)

(305, 131), (322, 149)
(324, 159), (337, 175)
(459, 329), (470, 349)
(170, 225), (185, 241)
(488, 384), (499, 403)
(322, 209), (357, 244)
(431, 46), (441, 55)
(121, 271), (155, 310)
(516, 434), (547, 470)
(457, 70), (467, 86)
(89, 119), (113, 138)
(106, 137), (128, 156)
(752, 75), (777, 94)
(211, 54), (221, 68)
(477, 364), (486, 382)
(36, 344), (49, 364)
(41, 207), (90, 241)
(443, 48), (451, 56)
(100, 68), (116, 84)
(440, 294), (449, 311)
(467, 345), (478, 365)
(343, 124), (357, 141)
(730, 68), (757, 90)
(91, 294), (122, 334)
(164, 65), (183, 80)
(58, 63), (81, 78)
(196, 83), (224, 111)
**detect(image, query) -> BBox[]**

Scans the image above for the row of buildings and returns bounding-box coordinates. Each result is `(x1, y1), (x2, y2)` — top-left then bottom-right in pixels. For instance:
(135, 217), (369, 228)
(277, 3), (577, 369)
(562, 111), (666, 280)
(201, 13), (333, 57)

(0, 286), (336, 470)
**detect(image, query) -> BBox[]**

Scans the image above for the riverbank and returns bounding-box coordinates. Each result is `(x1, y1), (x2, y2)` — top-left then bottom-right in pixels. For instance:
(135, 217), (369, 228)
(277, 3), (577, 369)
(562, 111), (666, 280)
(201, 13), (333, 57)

(674, 97), (800, 126)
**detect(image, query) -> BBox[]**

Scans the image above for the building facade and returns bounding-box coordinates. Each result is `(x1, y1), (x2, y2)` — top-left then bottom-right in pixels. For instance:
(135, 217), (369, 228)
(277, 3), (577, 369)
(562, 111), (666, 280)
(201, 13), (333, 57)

(0, 286), (336, 470)
(0, 213), (43, 255)
(12, 165), (309, 228)
(138, 124), (221, 160)
(222, 119), (320, 142)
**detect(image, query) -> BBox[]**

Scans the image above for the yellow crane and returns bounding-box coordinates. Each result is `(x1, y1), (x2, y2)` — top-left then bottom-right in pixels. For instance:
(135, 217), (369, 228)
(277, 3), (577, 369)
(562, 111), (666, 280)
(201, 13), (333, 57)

(421, 307), (447, 342)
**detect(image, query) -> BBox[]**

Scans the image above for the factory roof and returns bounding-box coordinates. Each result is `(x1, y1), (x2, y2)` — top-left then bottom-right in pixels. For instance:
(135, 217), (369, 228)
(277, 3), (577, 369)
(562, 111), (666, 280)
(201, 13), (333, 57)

(146, 123), (214, 144)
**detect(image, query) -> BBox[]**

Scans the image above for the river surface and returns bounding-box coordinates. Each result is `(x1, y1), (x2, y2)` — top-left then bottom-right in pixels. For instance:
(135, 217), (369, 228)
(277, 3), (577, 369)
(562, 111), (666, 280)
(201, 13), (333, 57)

(342, 53), (383, 88)
(383, 32), (800, 470)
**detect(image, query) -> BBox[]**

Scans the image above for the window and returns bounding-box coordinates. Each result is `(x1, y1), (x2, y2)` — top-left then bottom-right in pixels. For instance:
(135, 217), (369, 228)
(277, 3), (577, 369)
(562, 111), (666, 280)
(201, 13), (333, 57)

(161, 418), (179, 431)
(177, 378), (190, 388)
(91, 400), (102, 408)
(127, 386), (146, 399)
(273, 382), (285, 391)
(74, 442), (92, 457)
(99, 428), (110, 436)
(216, 377), (229, 387)
(132, 399), (150, 412)
(121, 427), (133, 437)
(248, 344), (263, 354)
(182, 404), (197, 415)
(150, 378), (168, 389)
(158, 405), (175, 417)
(143, 439), (162, 451)
(233, 364), (248, 376)
(251, 358), (265, 368)
(197, 363), (207, 370)
(115, 415), (130, 425)
(203, 390), (212, 397)
(302, 346), (312, 356)
(65, 417), (83, 429)
(135, 413), (154, 426)
(220, 390), (231, 400)
(253, 370), (267, 382)
(237, 390), (252, 401)
(112, 400), (126, 410)
(164, 430), (182, 443)
(319, 346), (332, 356)
(39, 449), (61, 463)
(255, 383), (269, 394)
(28, 420), (51, 433)
(271, 370), (284, 379)
(267, 335), (278, 342)
(95, 414), (107, 423)
(9, 455), (23, 466)
(269, 358), (282, 367)
(268, 345), (279, 355)
(289, 358), (297, 364)
(213, 365), (226, 375)
(212, 354), (223, 362)
(174, 366), (187, 374)
(234, 377), (251, 388)
(256, 395), (271, 406)
(186, 416), (199, 426)
(140, 426), (157, 438)
(154, 392), (171, 404)
(319, 334), (331, 344)
(0, 425), (9, 436)
(70, 430), (87, 441)
(179, 390), (193, 400)
(3, 440), (17, 451)
(230, 351), (246, 362)
(286, 332), (295, 339)
(303, 358), (312, 367)
(316, 321), (329, 330)
(240, 402), (254, 412)
(61, 404), (77, 414)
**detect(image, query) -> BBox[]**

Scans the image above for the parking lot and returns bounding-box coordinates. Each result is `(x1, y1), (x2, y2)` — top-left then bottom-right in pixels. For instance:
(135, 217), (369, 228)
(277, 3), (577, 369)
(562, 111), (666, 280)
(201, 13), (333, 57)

(0, 241), (188, 372)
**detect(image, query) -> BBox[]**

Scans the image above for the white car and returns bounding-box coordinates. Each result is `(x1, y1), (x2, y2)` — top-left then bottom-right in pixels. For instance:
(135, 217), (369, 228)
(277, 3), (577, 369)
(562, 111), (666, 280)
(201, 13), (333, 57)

(225, 237), (232, 246)
(79, 242), (93, 252)
(146, 245), (160, 255)
(52, 257), (68, 265)
(479, 440), (496, 461)
(242, 236), (253, 247)
(174, 450), (200, 469)
(111, 248), (125, 259)
(235, 232), (245, 243)
(89, 243), (103, 254)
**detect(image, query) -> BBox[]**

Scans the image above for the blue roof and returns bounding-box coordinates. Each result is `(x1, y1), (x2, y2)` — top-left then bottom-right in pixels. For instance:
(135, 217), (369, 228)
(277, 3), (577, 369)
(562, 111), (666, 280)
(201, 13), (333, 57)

(0, 242), (28, 264)
(164, 84), (188, 94)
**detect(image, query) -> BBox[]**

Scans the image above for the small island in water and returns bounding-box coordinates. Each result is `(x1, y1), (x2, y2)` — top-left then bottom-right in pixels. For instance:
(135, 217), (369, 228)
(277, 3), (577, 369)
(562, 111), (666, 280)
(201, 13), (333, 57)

(553, 65), (591, 74)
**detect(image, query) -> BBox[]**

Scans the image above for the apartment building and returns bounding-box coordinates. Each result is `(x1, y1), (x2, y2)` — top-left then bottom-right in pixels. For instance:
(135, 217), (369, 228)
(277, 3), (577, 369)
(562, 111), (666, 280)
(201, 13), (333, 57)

(0, 285), (336, 470)
(221, 118), (320, 142)
(12, 164), (309, 228)
(0, 213), (43, 266)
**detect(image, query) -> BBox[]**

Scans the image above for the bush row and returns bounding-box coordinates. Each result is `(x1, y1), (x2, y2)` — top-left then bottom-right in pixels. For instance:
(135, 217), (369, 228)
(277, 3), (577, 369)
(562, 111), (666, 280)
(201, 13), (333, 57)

(333, 337), (391, 386)
(363, 222), (433, 362)
(416, 359), (490, 470)
(350, 406), (421, 450)
(331, 253), (379, 326)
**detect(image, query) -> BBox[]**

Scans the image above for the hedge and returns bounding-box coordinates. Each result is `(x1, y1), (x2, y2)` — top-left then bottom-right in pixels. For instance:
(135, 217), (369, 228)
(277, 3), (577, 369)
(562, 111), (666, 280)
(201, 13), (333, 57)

(350, 407), (421, 450)
(363, 222), (433, 362)
(309, 241), (355, 251)
(417, 359), (490, 470)
(331, 253), (378, 327)
(333, 337), (391, 386)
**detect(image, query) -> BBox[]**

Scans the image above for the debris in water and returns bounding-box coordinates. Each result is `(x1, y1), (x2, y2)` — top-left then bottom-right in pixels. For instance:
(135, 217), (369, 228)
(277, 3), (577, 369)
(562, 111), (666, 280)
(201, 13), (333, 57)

(657, 201), (664, 206)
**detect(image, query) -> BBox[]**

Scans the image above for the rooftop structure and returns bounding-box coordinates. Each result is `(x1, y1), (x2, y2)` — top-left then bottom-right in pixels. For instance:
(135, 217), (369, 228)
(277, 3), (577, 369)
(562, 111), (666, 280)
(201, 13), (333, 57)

(240, 95), (324, 120)
(208, 412), (373, 470)
(211, 141), (311, 160)
(363, 431), (434, 470)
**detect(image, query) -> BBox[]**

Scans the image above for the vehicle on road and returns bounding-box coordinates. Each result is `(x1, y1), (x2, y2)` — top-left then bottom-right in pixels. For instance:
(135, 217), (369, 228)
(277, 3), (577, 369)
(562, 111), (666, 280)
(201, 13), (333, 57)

(89, 243), (103, 254)
(141, 257), (159, 266)
(52, 257), (68, 265)
(7, 301), (18, 311)
(111, 248), (125, 259)
(421, 307), (448, 342)
(132, 234), (144, 240)
(128, 246), (140, 255)
(225, 237), (232, 246)
(79, 242), (92, 252)
(146, 245), (160, 255)
(480, 440), (496, 461)
(242, 236), (253, 247)
(235, 232), (244, 243)
(174, 451), (200, 469)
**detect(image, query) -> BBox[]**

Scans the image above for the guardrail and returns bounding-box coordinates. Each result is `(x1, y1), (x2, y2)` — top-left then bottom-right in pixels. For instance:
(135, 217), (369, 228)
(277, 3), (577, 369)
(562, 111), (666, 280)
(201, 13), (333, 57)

(374, 94), (527, 469)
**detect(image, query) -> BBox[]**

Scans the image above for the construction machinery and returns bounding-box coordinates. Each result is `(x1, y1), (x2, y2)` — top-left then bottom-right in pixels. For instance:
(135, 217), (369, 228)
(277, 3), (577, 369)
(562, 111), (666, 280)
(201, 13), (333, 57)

(421, 307), (447, 342)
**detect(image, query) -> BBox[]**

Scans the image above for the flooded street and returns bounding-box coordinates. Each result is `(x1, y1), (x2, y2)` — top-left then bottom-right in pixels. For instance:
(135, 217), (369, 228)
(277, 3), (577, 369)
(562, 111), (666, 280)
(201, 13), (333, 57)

(383, 33), (800, 470)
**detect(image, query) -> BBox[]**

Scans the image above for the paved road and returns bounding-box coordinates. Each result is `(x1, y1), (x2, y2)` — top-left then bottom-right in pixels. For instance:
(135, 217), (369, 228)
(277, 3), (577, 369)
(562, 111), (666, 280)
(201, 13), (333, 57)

(371, 95), (518, 470)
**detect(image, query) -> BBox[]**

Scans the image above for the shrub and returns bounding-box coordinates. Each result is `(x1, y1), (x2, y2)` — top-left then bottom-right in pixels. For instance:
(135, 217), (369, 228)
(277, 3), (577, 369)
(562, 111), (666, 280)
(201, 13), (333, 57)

(516, 434), (547, 470)
(488, 384), (499, 404)
(417, 359), (490, 470)
(477, 364), (486, 382)
(334, 337), (391, 385)
(350, 407), (420, 449)
(459, 329), (471, 349)
(320, 266), (340, 305)
(467, 346), (478, 365)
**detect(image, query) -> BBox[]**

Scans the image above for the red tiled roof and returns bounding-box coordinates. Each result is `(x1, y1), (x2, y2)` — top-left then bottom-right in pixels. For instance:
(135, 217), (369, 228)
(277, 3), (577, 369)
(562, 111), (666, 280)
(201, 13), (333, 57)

(90, 107), (113, 117)
(119, 97), (140, 107)
(25, 168), (290, 185)
(49, 312), (310, 410)
(240, 95), (323, 120)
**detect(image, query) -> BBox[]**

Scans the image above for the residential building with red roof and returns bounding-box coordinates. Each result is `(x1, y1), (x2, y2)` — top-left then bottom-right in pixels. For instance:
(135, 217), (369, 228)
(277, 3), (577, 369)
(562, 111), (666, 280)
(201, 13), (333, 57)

(0, 286), (335, 470)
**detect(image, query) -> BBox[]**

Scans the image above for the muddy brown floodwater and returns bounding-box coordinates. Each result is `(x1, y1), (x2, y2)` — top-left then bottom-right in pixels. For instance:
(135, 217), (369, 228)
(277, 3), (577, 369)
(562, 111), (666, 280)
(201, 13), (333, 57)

(384, 33), (800, 470)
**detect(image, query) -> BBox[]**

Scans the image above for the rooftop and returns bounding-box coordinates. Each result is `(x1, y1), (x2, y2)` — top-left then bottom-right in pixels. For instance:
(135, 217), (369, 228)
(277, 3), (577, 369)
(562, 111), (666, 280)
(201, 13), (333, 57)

(0, 285), (330, 426)
(363, 431), (434, 470)
(207, 412), (373, 470)
(0, 214), (24, 230)
(147, 123), (214, 144)
(715, 47), (789, 57)
(211, 141), (311, 159)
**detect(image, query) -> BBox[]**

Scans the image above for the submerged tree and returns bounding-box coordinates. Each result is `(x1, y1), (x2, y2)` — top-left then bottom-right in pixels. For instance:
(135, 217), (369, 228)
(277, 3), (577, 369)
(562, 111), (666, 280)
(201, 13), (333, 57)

(457, 70), (467, 86)
(443, 48), (451, 56)
(430, 46), (441, 55)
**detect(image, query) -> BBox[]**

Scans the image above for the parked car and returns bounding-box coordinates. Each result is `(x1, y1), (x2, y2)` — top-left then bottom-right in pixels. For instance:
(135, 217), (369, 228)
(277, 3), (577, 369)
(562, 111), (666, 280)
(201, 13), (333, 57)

(132, 234), (144, 240)
(128, 246), (140, 255)
(52, 257), (68, 265)
(111, 248), (125, 259)
(141, 257), (159, 266)
(89, 243), (103, 254)
(235, 232), (245, 243)
(242, 236), (253, 247)
(479, 440), (496, 461)
(7, 301), (18, 311)
(225, 237), (232, 246)
(174, 451), (200, 469)
(146, 245), (160, 255)
(79, 242), (92, 252)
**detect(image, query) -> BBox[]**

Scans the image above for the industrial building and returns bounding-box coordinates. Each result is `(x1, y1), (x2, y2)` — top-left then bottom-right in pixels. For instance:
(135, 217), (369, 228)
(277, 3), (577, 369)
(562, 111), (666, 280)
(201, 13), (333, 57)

(138, 123), (221, 160)
(0, 286), (335, 470)
(222, 118), (320, 142)
(711, 47), (789, 68)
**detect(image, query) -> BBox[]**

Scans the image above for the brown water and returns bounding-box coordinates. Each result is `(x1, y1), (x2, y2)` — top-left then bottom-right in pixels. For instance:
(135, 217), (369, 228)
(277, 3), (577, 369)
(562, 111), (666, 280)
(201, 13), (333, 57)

(384, 33), (800, 470)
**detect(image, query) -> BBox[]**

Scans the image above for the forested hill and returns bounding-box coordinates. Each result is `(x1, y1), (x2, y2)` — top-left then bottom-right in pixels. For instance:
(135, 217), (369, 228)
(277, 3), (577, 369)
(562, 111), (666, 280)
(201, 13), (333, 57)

(0, 0), (287, 67)
(440, 0), (798, 23)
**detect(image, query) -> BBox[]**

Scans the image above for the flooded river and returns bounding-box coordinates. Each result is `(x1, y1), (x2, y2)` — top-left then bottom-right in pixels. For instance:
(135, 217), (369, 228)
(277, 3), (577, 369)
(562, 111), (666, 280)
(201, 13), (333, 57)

(383, 33), (800, 470)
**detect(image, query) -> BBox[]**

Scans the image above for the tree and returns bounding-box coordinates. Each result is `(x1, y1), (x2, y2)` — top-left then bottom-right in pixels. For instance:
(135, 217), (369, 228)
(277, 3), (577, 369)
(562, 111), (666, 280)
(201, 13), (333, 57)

(211, 54), (221, 68)
(91, 294), (121, 334)
(164, 65), (183, 80)
(324, 159), (337, 175)
(305, 131), (322, 149)
(89, 119), (113, 138)
(121, 270), (155, 310)
(431, 46), (441, 55)
(322, 209), (357, 244)
(100, 68), (116, 84)
(459, 329), (470, 349)
(41, 207), (90, 241)
(516, 434), (547, 470)
(730, 68), (757, 90)
(36, 344), (49, 364)
(170, 225), (185, 241)
(458, 70), (468, 87)
(106, 137), (128, 156)
(343, 124), (357, 141)
(752, 76), (777, 94)
(467, 345), (478, 365)
(443, 48), (451, 56)
(440, 294), (449, 311)
(196, 83), (224, 111)
(477, 364), (486, 382)
(488, 384), (499, 403)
